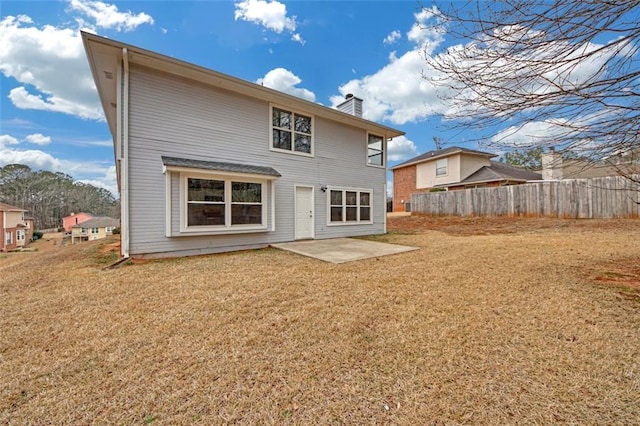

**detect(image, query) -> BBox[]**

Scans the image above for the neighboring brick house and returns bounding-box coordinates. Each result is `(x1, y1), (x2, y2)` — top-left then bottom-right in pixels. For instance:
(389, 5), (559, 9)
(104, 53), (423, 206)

(391, 147), (541, 212)
(71, 217), (120, 244)
(0, 202), (28, 252)
(62, 212), (94, 232)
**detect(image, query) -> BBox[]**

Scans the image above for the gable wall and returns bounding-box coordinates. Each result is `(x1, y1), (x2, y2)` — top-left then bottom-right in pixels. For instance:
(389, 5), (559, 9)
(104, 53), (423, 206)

(126, 65), (387, 257)
(416, 154), (463, 188)
(459, 154), (491, 181)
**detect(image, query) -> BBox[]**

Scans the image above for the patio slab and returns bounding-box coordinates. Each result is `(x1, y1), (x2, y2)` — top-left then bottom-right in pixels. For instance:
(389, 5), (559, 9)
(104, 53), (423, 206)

(271, 237), (419, 264)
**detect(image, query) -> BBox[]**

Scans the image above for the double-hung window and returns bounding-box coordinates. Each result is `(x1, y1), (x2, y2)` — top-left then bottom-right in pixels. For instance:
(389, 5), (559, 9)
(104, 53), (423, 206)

(367, 134), (384, 167)
(436, 158), (448, 176)
(329, 188), (372, 225)
(5, 231), (12, 244)
(91, 227), (99, 234)
(271, 106), (313, 155)
(184, 175), (265, 231)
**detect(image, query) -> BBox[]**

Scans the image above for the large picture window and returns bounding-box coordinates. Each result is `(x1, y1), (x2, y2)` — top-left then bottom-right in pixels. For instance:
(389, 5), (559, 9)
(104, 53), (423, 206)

(367, 134), (384, 167)
(328, 188), (372, 224)
(185, 175), (265, 230)
(272, 106), (313, 155)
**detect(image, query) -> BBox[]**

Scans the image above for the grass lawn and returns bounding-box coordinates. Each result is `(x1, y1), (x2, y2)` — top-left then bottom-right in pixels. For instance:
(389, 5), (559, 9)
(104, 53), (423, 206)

(1, 217), (639, 424)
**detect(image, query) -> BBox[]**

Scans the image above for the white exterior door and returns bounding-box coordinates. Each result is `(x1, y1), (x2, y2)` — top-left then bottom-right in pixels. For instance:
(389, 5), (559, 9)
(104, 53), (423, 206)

(295, 186), (314, 240)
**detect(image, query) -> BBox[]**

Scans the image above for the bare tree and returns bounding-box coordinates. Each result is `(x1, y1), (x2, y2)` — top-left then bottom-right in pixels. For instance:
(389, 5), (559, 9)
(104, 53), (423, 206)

(427, 0), (640, 180)
(0, 164), (119, 229)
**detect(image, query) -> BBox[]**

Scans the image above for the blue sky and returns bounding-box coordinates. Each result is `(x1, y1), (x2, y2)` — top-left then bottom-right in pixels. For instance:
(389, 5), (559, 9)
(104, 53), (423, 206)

(1, 0), (464, 195)
(1, 1), (629, 195)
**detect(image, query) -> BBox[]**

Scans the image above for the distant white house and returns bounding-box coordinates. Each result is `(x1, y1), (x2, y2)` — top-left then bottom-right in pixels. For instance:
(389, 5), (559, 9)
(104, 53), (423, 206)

(82, 32), (404, 259)
(70, 217), (119, 244)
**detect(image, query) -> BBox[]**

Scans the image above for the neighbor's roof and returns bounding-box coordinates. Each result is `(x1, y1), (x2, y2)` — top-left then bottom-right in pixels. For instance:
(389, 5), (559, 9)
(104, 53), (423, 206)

(81, 32), (405, 147)
(72, 217), (120, 228)
(161, 156), (281, 178)
(0, 202), (27, 212)
(456, 161), (542, 186)
(391, 146), (496, 170)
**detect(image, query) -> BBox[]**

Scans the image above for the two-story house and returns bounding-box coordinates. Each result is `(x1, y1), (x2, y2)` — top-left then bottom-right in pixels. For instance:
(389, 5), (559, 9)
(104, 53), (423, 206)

(82, 33), (404, 259)
(0, 202), (28, 252)
(392, 147), (541, 212)
(62, 212), (94, 232)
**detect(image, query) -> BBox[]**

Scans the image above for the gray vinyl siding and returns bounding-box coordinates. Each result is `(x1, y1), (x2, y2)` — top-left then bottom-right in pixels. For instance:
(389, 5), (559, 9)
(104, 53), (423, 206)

(127, 65), (387, 257)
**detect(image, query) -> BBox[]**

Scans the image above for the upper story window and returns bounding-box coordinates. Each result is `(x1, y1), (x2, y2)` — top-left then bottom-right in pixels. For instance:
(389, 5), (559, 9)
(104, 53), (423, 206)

(367, 134), (384, 167)
(436, 158), (448, 176)
(271, 106), (313, 156)
(91, 227), (99, 234)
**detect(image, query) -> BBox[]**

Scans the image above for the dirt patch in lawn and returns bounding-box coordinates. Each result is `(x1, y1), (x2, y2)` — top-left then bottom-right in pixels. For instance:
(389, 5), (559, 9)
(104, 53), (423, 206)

(2, 221), (640, 424)
(387, 214), (638, 236)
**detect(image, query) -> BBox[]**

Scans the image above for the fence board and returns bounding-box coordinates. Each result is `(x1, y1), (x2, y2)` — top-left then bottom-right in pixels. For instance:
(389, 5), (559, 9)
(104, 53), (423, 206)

(411, 175), (640, 218)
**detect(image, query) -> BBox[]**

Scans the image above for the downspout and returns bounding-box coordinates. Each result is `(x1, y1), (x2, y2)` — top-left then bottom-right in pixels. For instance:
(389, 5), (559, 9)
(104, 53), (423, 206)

(1, 212), (5, 251)
(121, 47), (130, 258)
(383, 182), (387, 234)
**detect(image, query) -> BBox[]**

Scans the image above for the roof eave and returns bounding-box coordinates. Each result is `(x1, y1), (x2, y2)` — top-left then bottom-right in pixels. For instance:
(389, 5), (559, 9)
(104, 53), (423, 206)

(81, 32), (405, 141)
(391, 150), (495, 170)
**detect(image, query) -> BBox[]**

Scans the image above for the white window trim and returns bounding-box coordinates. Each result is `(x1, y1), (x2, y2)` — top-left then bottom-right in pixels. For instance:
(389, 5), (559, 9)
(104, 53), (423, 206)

(436, 158), (448, 176)
(5, 231), (12, 244)
(326, 186), (373, 226)
(178, 171), (270, 235)
(269, 104), (315, 158)
(366, 132), (385, 168)
(17, 230), (25, 241)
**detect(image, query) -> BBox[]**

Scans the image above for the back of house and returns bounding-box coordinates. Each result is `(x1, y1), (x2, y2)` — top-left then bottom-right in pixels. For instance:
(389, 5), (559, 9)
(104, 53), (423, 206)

(83, 33), (404, 258)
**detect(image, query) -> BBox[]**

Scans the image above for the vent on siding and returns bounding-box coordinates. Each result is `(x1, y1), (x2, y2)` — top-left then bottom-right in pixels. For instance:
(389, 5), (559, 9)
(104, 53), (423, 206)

(337, 93), (363, 117)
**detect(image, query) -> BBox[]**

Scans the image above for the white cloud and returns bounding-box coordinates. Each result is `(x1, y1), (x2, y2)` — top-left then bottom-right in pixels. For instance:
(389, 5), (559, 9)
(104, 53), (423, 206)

(9, 87), (103, 120)
(234, 0), (304, 44)
(25, 133), (52, 146)
(291, 33), (305, 45)
(383, 30), (401, 45)
(0, 2), (153, 120)
(67, 0), (154, 32)
(0, 140), (117, 195)
(0, 135), (20, 147)
(330, 48), (447, 125)
(330, 7), (449, 125)
(79, 165), (117, 195)
(0, 148), (64, 171)
(256, 68), (316, 102)
(490, 119), (570, 147)
(388, 135), (418, 161)
(0, 15), (104, 120)
(407, 6), (445, 55)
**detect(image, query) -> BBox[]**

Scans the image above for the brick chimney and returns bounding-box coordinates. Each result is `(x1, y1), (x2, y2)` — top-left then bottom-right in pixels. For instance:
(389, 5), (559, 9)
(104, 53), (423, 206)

(337, 93), (363, 117)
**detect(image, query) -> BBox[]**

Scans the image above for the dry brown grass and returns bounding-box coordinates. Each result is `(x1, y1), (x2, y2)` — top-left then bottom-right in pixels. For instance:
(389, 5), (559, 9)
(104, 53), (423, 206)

(2, 218), (639, 424)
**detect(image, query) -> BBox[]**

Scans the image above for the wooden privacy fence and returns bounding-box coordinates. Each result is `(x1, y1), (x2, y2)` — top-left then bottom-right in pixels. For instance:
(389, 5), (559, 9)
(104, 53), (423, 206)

(411, 175), (640, 218)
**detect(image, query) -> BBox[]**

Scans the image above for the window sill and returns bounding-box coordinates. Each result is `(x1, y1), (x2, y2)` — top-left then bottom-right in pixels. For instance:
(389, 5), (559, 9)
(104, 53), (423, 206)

(327, 221), (374, 227)
(174, 226), (269, 236)
(269, 147), (314, 158)
(366, 163), (385, 169)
